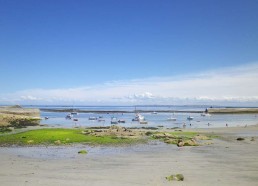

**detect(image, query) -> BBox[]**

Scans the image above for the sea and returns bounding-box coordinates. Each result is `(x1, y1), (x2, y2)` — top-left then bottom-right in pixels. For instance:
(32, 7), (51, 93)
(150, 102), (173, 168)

(25, 105), (258, 129)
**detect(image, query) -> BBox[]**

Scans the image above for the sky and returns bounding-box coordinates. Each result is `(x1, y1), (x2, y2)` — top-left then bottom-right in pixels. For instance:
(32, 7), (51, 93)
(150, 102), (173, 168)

(0, 0), (258, 106)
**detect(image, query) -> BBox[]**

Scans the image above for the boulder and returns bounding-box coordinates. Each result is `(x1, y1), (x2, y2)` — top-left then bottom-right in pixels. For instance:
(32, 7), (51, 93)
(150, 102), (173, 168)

(184, 139), (198, 146)
(236, 137), (245, 141)
(177, 139), (184, 147)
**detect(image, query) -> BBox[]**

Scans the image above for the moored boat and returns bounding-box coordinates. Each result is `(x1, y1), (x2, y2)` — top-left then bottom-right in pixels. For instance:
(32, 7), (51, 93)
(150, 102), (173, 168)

(187, 116), (194, 120)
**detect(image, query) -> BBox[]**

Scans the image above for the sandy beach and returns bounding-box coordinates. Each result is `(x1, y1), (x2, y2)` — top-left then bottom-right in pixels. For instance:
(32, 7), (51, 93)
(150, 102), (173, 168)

(0, 125), (258, 186)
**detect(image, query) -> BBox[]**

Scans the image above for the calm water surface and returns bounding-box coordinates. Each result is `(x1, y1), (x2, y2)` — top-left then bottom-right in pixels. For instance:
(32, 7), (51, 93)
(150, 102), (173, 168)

(32, 105), (258, 129)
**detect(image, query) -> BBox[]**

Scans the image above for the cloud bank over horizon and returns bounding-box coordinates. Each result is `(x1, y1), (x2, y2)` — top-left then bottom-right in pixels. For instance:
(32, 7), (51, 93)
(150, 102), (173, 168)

(1, 63), (258, 106)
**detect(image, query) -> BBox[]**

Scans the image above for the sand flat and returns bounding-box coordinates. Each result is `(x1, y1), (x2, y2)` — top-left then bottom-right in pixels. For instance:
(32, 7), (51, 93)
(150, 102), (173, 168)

(0, 125), (258, 186)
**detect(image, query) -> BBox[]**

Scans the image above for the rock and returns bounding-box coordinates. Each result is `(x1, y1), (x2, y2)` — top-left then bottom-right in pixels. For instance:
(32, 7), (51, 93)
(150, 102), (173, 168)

(94, 130), (102, 132)
(153, 133), (166, 139)
(251, 137), (255, 141)
(54, 140), (61, 145)
(166, 174), (184, 181)
(27, 140), (34, 144)
(194, 135), (210, 140)
(184, 139), (198, 146)
(177, 139), (184, 147)
(164, 139), (178, 144)
(164, 133), (176, 138)
(204, 142), (213, 145)
(145, 131), (153, 136)
(78, 150), (88, 154)
(236, 137), (245, 141)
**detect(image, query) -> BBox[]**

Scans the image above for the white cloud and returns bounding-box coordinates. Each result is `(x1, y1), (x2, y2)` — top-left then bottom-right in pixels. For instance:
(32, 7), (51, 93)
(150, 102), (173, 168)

(1, 63), (258, 106)
(20, 95), (42, 101)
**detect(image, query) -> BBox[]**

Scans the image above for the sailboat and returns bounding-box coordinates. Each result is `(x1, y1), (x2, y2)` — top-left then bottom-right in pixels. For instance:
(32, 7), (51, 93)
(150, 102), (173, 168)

(167, 109), (177, 121)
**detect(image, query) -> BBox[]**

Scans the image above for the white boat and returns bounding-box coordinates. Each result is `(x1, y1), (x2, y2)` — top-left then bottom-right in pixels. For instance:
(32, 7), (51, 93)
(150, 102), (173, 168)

(201, 113), (211, 117)
(89, 117), (98, 120)
(111, 117), (118, 124)
(167, 112), (176, 121)
(187, 116), (194, 120)
(132, 113), (144, 121)
(167, 116), (177, 121)
(152, 111), (157, 114)
(66, 114), (73, 119)
(98, 118), (105, 122)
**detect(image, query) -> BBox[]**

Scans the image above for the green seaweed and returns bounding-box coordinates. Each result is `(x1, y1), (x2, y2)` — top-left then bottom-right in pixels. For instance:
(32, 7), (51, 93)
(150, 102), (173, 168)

(0, 128), (143, 146)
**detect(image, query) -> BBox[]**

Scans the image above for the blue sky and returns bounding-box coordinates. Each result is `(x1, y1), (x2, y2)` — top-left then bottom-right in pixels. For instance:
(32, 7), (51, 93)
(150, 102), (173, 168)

(0, 0), (258, 105)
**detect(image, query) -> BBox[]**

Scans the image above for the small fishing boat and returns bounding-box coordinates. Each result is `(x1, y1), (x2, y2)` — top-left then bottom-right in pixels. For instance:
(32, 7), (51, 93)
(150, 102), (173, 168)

(98, 118), (105, 122)
(118, 119), (126, 123)
(89, 117), (98, 120)
(167, 116), (177, 121)
(201, 113), (211, 117)
(66, 114), (73, 119)
(187, 116), (194, 120)
(44, 117), (49, 120)
(132, 113), (145, 121)
(152, 111), (157, 114)
(140, 120), (148, 124)
(73, 118), (78, 121)
(111, 117), (118, 124)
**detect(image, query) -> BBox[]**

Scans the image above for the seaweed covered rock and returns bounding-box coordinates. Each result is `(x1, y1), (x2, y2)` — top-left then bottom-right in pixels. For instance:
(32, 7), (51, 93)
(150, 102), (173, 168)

(184, 139), (198, 146)
(164, 139), (178, 144)
(166, 174), (184, 181)
(78, 150), (88, 154)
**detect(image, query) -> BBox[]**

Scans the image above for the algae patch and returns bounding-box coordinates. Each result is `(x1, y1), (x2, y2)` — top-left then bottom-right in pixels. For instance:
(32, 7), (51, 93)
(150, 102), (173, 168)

(166, 174), (184, 181)
(78, 150), (88, 154)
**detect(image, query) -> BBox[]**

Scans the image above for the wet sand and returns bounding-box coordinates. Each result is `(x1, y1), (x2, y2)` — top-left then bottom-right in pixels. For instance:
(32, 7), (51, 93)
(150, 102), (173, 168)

(0, 125), (258, 186)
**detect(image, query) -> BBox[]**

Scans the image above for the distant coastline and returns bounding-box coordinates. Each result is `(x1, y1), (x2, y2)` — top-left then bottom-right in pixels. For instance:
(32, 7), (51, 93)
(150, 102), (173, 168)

(40, 107), (258, 114)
